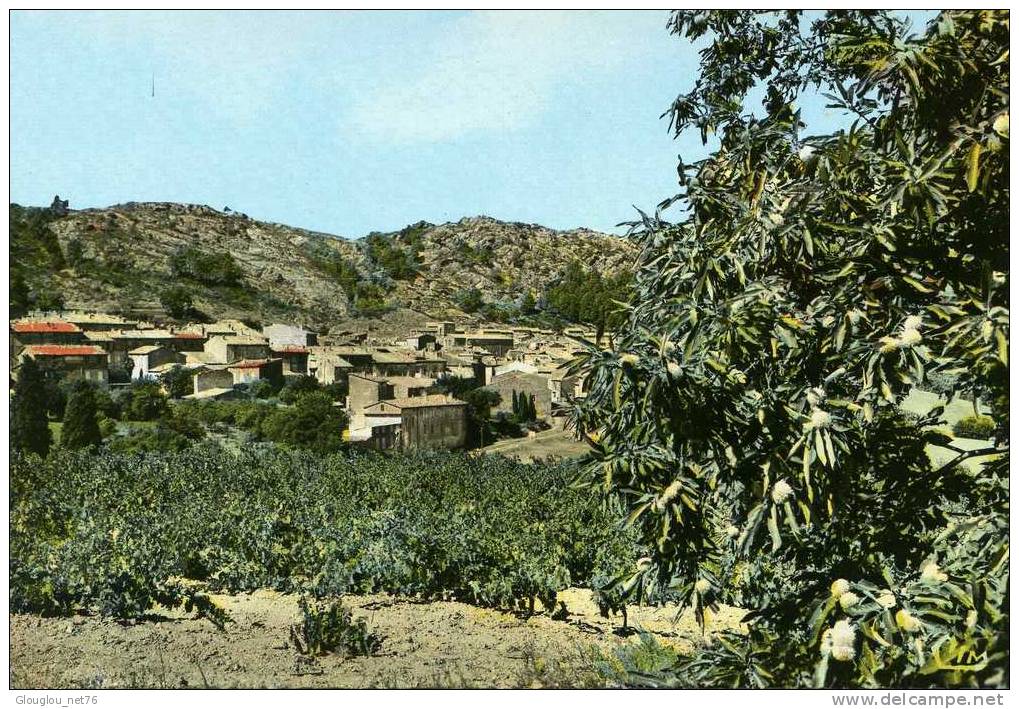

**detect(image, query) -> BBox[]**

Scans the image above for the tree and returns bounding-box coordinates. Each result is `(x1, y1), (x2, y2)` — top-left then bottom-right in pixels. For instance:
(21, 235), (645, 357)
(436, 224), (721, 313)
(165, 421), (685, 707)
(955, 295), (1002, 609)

(169, 247), (243, 286)
(454, 287), (484, 314)
(279, 375), (321, 404)
(572, 10), (1007, 688)
(546, 261), (632, 331)
(520, 290), (537, 315)
(461, 388), (502, 448)
(10, 270), (30, 317)
(10, 357), (52, 457)
(124, 382), (170, 421)
(61, 382), (103, 450)
(511, 390), (521, 418)
(159, 286), (194, 320)
(162, 365), (193, 399)
(65, 238), (86, 269)
(262, 391), (347, 454)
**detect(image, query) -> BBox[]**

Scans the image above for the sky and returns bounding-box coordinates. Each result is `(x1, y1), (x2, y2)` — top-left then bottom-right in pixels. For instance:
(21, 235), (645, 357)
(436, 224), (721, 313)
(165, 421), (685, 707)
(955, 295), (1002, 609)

(10, 10), (934, 238)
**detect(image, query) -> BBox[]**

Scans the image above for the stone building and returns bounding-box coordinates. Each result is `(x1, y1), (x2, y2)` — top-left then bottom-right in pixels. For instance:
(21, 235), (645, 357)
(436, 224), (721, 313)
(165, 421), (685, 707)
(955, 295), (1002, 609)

(369, 351), (446, 378)
(263, 323), (318, 349)
(20, 344), (109, 384)
(348, 374), (394, 427)
(271, 346), (310, 376)
(129, 345), (185, 380)
(192, 365), (235, 394)
(309, 352), (354, 386)
(10, 320), (85, 346)
(361, 395), (468, 450)
(549, 366), (587, 406)
(385, 376), (439, 400)
(486, 371), (552, 419)
(227, 358), (283, 388)
(447, 331), (515, 358)
(107, 330), (179, 366)
(205, 335), (271, 365)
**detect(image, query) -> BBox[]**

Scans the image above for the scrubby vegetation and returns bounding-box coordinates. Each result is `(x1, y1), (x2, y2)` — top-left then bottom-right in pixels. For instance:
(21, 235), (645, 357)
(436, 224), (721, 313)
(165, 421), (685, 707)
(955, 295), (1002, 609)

(169, 246), (244, 287)
(9, 204), (66, 315)
(952, 415), (996, 440)
(291, 596), (382, 657)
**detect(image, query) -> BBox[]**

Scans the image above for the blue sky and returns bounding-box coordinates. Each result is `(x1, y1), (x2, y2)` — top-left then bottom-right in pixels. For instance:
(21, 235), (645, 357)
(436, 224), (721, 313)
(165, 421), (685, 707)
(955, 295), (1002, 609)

(10, 10), (933, 237)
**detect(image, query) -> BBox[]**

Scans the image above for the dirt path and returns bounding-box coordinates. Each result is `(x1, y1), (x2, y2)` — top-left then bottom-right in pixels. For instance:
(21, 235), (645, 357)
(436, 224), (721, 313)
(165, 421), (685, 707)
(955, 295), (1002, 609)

(10, 588), (745, 688)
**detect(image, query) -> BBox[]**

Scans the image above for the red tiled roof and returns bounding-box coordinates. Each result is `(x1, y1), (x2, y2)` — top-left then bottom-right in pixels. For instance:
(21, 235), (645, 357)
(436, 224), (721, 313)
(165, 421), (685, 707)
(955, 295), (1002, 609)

(12, 320), (81, 334)
(273, 346), (309, 354)
(25, 345), (106, 357)
(173, 332), (206, 339)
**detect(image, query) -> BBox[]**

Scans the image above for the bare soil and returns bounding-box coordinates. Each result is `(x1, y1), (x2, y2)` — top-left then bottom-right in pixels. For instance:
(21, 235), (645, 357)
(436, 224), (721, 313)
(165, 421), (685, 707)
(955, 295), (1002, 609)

(10, 588), (745, 689)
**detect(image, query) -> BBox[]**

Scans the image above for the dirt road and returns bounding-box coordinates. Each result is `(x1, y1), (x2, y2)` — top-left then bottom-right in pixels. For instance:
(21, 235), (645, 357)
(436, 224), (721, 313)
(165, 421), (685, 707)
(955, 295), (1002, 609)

(10, 588), (745, 688)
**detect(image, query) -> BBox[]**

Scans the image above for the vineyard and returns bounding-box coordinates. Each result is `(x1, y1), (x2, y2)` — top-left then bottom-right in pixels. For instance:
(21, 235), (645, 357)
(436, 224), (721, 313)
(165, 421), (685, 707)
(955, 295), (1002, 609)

(11, 447), (638, 627)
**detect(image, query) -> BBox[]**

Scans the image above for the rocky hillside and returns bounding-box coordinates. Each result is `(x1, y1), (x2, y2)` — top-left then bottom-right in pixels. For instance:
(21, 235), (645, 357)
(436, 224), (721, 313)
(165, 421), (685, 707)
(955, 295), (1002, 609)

(10, 202), (636, 332)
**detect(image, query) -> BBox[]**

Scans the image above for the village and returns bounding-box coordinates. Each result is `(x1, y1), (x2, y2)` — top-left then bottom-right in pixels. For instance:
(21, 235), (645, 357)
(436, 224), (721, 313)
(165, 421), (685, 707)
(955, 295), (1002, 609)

(9, 309), (598, 452)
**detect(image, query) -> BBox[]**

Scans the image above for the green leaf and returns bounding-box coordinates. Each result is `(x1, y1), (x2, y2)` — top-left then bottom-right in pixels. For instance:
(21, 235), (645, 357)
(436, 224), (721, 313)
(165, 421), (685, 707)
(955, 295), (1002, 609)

(966, 142), (982, 192)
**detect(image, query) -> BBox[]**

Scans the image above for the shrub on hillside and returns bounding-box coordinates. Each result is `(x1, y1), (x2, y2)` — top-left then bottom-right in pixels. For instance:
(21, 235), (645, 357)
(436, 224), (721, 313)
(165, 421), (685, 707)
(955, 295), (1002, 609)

(952, 415), (995, 439)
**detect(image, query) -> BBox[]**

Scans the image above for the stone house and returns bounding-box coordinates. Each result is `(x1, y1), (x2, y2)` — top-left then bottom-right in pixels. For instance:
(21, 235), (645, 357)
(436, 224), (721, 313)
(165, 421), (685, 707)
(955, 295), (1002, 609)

(271, 346), (310, 375)
(227, 358), (283, 388)
(263, 323), (318, 349)
(10, 320), (85, 346)
(361, 395), (468, 450)
(369, 351), (446, 378)
(192, 365), (235, 394)
(348, 374), (394, 427)
(309, 353), (354, 386)
(447, 331), (515, 358)
(486, 371), (552, 419)
(20, 344), (109, 384)
(205, 335), (271, 365)
(316, 346), (373, 372)
(385, 376), (439, 400)
(549, 366), (587, 406)
(439, 351), (485, 383)
(184, 386), (245, 401)
(170, 331), (208, 353)
(107, 330), (178, 367)
(129, 345), (185, 380)
(403, 332), (438, 351)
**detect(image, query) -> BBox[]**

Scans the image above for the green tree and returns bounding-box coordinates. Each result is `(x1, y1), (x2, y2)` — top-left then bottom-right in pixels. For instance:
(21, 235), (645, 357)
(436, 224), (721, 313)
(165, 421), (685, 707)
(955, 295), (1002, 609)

(169, 247), (243, 286)
(159, 286), (194, 320)
(520, 290), (537, 315)
(279, 375), (321, 404)
(61, 382), (103, 450)
(547, 261), (632, 331)
(10, 357), (52, 457)
(454, 287), (484, 313)
(262, 391), (348, 454)
(125, 382), (170, 421)
(162, 365), (193, 399)
(65, 238), (86, 269)
(10, 270), (30, 317)
(573, 10), (1007, 688)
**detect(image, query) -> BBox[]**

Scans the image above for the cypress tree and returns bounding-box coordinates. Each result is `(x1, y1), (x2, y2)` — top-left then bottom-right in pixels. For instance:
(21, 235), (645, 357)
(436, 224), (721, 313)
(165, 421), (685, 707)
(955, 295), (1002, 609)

(61, 382), (103, 450)
(528, 394), (537, 421)
(11, 357), (52, 457)
(512, 390), (520, 417)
